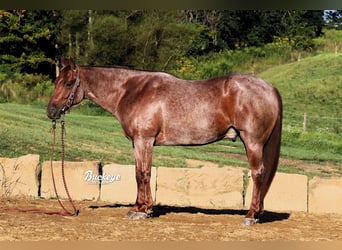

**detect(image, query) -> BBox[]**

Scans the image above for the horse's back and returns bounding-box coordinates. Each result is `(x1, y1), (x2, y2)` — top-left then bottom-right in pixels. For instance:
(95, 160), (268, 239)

(119, 72), (281, 146)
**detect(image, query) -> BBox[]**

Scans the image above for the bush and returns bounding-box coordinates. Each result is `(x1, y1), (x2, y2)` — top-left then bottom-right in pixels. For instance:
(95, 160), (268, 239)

(314, 29), (342, 54)
(0, 73), (53, 104)
(171, 39), (295, 80)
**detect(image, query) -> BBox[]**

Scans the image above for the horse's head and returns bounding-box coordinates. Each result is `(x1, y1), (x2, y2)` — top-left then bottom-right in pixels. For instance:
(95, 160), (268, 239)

(47, 57), (84, 120)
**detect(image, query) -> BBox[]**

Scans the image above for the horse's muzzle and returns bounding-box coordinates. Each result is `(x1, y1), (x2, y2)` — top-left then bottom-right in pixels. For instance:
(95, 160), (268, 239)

(46, 103), (63, 120)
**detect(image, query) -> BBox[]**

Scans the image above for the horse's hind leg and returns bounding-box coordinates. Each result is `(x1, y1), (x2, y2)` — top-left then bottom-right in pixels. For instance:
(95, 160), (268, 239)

(242, 141), (266, 225)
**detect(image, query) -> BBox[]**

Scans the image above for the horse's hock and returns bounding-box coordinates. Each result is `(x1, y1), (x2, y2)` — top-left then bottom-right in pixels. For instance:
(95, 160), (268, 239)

(1, 154), (342, 215)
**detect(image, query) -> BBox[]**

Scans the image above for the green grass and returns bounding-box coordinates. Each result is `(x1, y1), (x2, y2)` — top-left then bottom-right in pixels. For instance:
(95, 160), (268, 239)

(260, 53), (341, 121)
(0, 52), (341, 177)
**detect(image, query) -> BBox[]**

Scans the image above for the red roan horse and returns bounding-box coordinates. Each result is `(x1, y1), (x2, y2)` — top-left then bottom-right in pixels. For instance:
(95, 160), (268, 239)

(47, 57), (282, 225)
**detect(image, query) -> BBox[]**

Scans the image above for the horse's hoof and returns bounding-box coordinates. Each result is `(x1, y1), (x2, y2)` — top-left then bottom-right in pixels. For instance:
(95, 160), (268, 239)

(243, 217), (258, 226)
(126, 211), (150, 219)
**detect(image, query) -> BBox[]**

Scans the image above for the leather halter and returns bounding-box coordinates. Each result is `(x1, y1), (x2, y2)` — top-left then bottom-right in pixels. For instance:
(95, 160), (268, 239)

(61, 66), (81, 114)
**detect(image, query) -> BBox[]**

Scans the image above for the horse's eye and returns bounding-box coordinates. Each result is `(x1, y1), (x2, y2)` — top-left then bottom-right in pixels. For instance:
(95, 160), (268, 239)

(65, 81), (72, 88)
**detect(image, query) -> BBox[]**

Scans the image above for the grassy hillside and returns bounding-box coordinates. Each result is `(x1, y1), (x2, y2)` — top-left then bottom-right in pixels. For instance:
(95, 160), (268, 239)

(0, 52), (341, 177)
(260, 53), (341, 122)
(259, 53), (341, 164)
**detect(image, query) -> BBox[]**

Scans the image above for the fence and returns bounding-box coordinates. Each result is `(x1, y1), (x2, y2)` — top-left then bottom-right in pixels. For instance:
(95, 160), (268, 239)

(1, 154), (342, 215)
(283, 110), (341, 134)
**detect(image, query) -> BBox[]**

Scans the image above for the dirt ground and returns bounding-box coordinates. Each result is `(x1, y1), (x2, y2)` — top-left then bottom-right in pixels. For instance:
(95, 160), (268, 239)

(0, 198), (341, 241)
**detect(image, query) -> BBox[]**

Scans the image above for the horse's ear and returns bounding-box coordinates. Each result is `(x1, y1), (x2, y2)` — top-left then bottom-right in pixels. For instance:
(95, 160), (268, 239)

(61, 55), (68, 68)
(69, 57), (76, 70)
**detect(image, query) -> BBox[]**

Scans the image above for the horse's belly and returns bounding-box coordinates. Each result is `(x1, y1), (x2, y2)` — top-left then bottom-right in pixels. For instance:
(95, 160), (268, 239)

(155, 123), (225, 146)
(155, 101), (231, 146)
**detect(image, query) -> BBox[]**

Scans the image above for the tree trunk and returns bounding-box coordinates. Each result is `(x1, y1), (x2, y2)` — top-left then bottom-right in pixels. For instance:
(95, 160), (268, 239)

(87, 9), (94, 54)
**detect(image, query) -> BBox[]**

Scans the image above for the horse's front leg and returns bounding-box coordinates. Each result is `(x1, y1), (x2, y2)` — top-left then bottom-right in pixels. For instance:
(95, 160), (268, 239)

(127, 136), (154, 219)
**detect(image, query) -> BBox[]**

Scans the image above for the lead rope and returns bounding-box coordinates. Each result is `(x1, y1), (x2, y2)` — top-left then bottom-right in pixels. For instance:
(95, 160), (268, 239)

(3, 119), (79, 216)
(50, 117), (79, 216)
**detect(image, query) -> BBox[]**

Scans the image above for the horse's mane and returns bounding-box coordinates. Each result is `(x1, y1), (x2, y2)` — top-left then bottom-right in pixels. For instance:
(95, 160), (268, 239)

(81, 65), (152, 72)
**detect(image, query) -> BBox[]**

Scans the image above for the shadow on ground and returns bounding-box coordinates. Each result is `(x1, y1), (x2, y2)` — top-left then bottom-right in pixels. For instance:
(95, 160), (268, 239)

(89, 203), (290, 224)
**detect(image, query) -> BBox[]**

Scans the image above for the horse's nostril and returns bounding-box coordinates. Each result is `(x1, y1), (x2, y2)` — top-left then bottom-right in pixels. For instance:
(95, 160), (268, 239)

(46, 103), (61, 120)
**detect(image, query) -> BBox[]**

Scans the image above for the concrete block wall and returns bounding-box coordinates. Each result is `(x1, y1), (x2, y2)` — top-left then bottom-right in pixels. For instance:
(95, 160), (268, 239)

(309, 177), (342, 214)
(244, 173), (308, 212)
(40, 160), (101, 201)
(155, 166), (244, 209)
(100, 164), (157, 204)
(0, 154), (40, 197)
(0, 154), (341, 215)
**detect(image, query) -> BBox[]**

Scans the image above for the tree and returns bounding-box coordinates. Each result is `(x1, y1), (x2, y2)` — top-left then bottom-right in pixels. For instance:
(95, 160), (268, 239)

(127, 10), (212, 70)
(126, 10), (183, 70)
(216, 10), (324, 51)
(57, 10), (90, 65)
(88, 14), (131, 66)
(279, 10), (324, 51)
(0, 10), (59, 77)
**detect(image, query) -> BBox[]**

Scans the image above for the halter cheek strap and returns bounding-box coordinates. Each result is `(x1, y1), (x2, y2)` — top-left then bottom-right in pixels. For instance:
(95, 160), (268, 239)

(61, 66), (81, 114)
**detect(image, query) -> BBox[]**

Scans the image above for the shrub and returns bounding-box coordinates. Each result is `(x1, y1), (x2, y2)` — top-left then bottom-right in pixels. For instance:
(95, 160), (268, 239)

(171, 39), (295, 80)
(0, 73), (53, 103)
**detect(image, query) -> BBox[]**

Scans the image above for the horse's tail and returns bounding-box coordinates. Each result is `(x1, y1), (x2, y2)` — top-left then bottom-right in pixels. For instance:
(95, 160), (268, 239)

(261, 89), (282, 199)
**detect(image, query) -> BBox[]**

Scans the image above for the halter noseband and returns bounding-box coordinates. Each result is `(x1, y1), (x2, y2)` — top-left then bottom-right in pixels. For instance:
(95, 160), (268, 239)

(61, 66), (81, 114)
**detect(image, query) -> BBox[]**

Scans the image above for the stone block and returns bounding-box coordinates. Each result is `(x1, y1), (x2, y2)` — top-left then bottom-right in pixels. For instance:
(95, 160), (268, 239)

(309, 177), (342, 214)
(245, 172), (308, 212)
(0, 154), (40, 197)
(40, 161), (101, 201)
(100, 164), (157, 204)
(156, 166), (244, 209)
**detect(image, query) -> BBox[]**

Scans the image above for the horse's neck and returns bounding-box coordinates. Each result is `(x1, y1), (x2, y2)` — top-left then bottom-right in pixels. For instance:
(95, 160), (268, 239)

(82, 67), (127, 116)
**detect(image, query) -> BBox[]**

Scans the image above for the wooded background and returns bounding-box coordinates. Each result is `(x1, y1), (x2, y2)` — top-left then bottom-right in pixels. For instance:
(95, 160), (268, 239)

(0, 10), (342, 106)
(1, 10), (340, 78)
